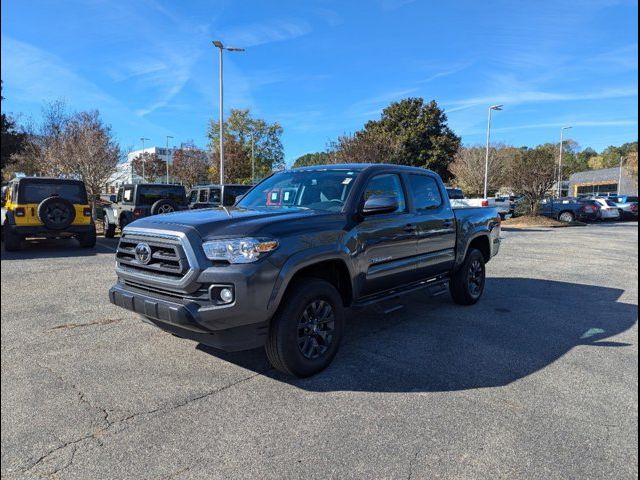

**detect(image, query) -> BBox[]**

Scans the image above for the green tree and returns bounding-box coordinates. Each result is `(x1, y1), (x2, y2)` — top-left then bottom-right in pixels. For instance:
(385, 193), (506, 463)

(564, 146), (597, 174)
(361, 98), (460, 181)
(208, 109), (284, 183)
(292, 152), (332, 168)
(1, 81), (27, 179)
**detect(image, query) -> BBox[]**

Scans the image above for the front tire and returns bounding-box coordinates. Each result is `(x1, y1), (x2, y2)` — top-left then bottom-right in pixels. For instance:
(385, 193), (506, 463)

(266, 278), (344, 377)
(450, 249), (486, 306)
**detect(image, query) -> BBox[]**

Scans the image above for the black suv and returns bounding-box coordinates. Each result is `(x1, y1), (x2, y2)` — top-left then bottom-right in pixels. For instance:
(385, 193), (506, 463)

(187, 184), (252, 209)
(103, 183), (187, 238)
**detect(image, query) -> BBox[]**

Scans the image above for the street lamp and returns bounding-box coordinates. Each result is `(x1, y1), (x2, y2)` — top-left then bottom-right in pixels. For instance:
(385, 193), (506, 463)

(165, 135), (174, 184)
(212, 40), (245, 185)
(557, 126), (572, 197)
(140, 137), (150, 182)
(484, 104), (503, 199)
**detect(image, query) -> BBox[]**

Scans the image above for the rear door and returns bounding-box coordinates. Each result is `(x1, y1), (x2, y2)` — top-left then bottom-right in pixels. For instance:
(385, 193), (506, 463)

(406, 173), (456, 278)
(355, 173), (419, 296)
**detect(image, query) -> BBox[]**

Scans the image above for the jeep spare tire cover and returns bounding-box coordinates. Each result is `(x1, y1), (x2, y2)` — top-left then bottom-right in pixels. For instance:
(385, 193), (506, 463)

(151, 199), (178, 215)
(37, 196), (76, 230)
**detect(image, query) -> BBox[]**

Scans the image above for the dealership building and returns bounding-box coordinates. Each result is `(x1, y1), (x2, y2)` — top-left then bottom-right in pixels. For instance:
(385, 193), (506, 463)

(568, 166), (638, 197)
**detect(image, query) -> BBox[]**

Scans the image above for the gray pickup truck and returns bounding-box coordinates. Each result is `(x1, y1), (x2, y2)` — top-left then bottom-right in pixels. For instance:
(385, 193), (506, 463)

(109, 164), (501, 377)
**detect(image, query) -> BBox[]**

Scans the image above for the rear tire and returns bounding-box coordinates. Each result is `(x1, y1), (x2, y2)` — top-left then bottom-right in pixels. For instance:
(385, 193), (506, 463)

(450, 249), (486, 306)
(558, 211), (575, 223)
(3, 227), (22, 251)
(78, 228), (97, 248)
(265, 278), (344, 377)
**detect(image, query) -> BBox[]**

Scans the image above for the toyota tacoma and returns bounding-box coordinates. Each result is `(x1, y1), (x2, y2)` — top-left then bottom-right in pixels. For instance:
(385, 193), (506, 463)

(109, 164), (501, 377)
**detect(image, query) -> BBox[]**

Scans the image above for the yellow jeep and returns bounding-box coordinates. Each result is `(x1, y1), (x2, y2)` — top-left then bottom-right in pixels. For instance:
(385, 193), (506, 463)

(1, 177), (96, 251)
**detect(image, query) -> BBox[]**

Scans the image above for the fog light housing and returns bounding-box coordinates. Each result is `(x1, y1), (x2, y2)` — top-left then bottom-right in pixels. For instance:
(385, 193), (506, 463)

(209, 285), (235, 305)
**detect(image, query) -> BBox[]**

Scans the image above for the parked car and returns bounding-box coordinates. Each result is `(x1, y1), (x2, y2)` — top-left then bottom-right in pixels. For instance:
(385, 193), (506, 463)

(576, 199), (603, 221)
(540, 197), (591, 222)
(1, 177), (96, 251)
(187, 184), (252, 209)
(592, 197), (622, 221)
(103, 183), (187, 238)
(109, 164), (502, 377)
(609, 195), (638, 220)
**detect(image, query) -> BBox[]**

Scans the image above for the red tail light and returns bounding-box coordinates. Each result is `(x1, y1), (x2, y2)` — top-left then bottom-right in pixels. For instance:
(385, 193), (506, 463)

(631, 204), (638, 213)
(15, 207), (25, 217)
(481, 200), (489, 207)
(83, 207), (92, 217)
(133, 208), (143, 217)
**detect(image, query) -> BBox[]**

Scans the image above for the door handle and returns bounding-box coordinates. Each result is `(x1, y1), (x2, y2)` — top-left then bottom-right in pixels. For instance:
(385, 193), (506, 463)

(442, 220), (454, 228)
(404, 224), (417, 233)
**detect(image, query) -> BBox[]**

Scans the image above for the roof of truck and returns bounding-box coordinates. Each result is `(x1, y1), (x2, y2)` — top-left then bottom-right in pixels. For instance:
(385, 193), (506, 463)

(289, 163), (437, 175)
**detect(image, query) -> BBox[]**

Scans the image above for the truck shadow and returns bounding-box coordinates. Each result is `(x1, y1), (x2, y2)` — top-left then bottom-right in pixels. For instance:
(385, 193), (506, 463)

(0, 237), (118, 260)
(198, 278), (637, 393)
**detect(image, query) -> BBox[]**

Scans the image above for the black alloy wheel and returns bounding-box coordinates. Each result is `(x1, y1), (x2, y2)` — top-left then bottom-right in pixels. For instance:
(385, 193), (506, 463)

(297, 300), (336, 360)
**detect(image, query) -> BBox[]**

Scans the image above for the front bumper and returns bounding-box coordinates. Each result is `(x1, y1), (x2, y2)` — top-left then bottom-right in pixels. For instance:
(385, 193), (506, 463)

(109, 283), (269, 351)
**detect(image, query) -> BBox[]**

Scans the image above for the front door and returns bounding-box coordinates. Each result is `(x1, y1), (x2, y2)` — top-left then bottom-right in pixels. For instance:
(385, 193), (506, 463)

(355, 173), (419, 297)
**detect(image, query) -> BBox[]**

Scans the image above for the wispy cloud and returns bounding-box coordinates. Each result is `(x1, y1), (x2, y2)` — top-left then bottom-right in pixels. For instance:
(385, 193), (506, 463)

(445, 86), (638, 112)
(218, 18), (312, 48)
(464, 119), (638, 136)
(418, 62), (473, 84)
(0, 35), (171, 143)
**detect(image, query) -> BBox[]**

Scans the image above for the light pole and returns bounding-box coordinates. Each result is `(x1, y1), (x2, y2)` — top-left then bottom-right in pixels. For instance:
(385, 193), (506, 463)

(140, 137), (150, 182)
(484, 104), (503, 199)
(557, 126), (572, 197)
(618, 156), (624, 194)
(212, 40), (245, 185)
(165, 135), (174, 184)
(250, 133), (255, 184)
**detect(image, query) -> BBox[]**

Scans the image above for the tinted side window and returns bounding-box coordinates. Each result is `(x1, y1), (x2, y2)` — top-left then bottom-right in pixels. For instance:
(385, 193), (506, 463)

(363, 174), (406, 213)
(188, 190), (198, 203)
(209, 188), (221, 204)
(409, 175), (442, 210)
(223, 186), (251, 206)
(136, 186), (186, 205)
(198, 189), (209, 203)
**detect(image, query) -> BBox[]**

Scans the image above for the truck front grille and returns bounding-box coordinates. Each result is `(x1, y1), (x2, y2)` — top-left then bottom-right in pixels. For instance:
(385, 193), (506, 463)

(116, 232), (189, 280)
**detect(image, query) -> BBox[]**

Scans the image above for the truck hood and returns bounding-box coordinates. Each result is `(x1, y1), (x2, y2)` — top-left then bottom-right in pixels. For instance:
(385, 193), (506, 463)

(129, 206), (330, 238)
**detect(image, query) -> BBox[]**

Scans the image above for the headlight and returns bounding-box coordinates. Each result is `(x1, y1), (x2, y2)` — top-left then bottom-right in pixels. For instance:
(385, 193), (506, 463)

(202, 237), (278, 263)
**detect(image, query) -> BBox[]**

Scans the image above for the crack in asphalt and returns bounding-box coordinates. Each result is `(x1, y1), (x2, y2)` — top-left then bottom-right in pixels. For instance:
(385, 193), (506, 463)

(47, 318), (123, 332)
(21, 364), (271, 478)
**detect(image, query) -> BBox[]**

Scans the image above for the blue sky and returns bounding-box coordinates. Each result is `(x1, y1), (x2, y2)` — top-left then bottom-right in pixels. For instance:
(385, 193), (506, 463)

(1, 0), (638, 164)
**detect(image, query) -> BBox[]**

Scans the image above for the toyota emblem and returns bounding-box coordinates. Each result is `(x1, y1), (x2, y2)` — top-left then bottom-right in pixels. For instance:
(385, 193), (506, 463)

(134, 242), (152, 264)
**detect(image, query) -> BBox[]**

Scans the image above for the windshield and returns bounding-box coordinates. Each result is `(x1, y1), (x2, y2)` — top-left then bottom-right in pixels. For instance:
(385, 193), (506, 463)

(137, 185), (186, 205)
(237, 170), (358, 211)
(20, 181), (87, 204)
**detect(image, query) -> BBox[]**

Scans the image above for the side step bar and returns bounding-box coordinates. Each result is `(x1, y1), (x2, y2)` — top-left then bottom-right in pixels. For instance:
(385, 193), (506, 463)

(351, 274), (450, 310)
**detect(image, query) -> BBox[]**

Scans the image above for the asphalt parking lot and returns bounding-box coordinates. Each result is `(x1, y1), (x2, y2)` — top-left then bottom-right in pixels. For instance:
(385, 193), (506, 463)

(1, 222), (638, 479)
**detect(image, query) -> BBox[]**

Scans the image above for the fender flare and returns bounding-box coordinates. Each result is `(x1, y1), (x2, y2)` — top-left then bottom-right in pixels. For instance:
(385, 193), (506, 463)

(455, 229), (492, 270)
(267, 244), (356, 312)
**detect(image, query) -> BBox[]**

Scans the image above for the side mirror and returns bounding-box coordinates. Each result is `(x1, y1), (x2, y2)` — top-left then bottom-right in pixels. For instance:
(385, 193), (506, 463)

(234, 194), (245, 204)
(362, 194), (399, 216)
